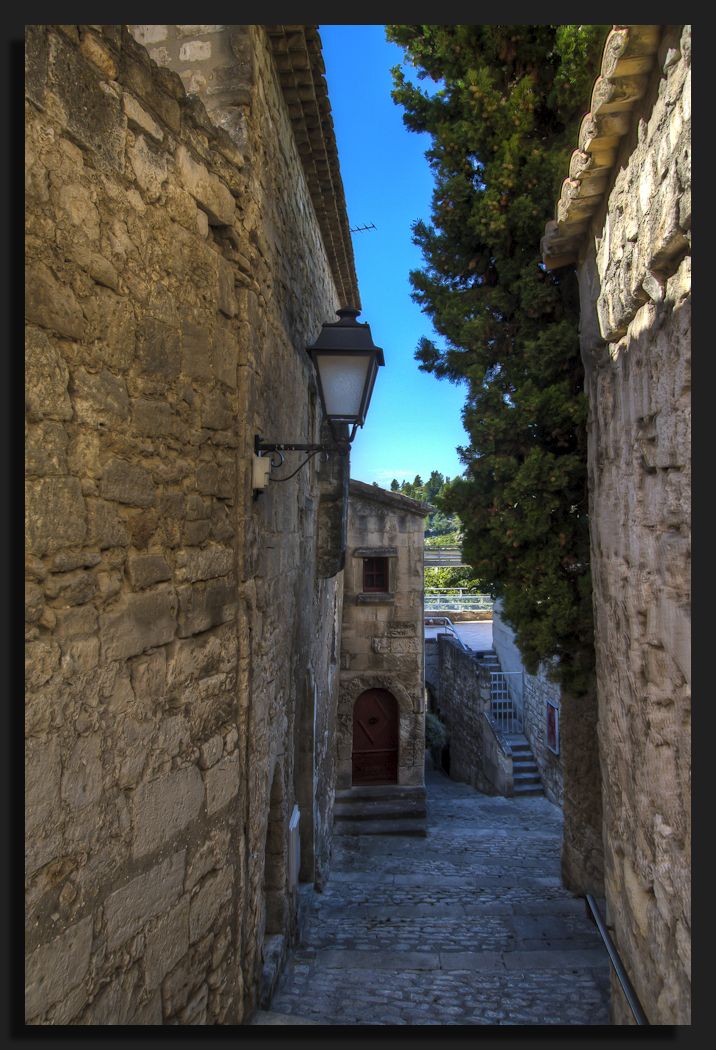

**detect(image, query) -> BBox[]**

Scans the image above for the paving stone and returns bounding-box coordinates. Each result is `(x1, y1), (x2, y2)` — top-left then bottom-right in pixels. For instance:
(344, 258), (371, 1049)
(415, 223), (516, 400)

(263, 768), (611, 1025)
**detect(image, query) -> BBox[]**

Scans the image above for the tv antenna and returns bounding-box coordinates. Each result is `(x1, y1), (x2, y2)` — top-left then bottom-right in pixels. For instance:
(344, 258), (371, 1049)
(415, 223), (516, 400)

(349, 222), (377, 233)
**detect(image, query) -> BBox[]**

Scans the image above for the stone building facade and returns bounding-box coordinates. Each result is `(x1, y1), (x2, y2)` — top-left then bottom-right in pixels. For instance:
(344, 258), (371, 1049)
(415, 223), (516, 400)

(25, 24), (359, 1025)
(337, 482), (430, 800)
(542, 25), (691, 1024)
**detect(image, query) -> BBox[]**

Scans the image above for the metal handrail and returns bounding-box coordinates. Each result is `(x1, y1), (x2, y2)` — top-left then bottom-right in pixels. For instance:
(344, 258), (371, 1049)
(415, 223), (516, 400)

(585, 894), (649, 1025)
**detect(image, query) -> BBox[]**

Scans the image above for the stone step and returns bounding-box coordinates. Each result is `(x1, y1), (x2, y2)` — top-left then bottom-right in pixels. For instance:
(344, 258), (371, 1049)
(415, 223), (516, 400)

(514, 773), (541, 785)
(513, 784), (544, 796)
(335, 785), (426, 803)
(334, 798), (427, 821)
(334, 817), (427, 837)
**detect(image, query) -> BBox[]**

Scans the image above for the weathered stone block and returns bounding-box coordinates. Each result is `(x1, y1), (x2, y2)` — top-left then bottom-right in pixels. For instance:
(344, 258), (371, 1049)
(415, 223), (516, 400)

(25, 327), (73, 421)
(25, 582), (44, 623)
(129, 25), (168, 46)
(198, 734), (223, 770)
(127, 509), (160, 549)
(25, 262), (85, 340)
(144, 896), (190, 990)
(137, 316), (180, 378)
(53, 592), (100, 629)
(181, 316), (212, 378)
(71, 367), (130, 426)
(47, 27), (126, 171)
(104, 851), (186, 950)
(25, 477), (86, 556)
(100, 587), (177, 662)
(101, 459), (155, 507)
(177, 579), (235, 636)
(25, 421), (69, 477)
(176, 144), (235, 226)
(132, 766), (204, 858)
(189, 866), (233, 943)
(217, 258), (237, 317)
(184, 520), (211, 545)
(79, 30), (118, 80)
(131, 397), (172, 436)
(44, 568), (98, 606)
(180, 40), (212, 62)
(204, 751), (240, 815)
(86, 498), (129, 549)
(25, 734), (62, 838)
(128, 989), (163, 1025)
(86, 287), (136, 369)
(25, 24), (49, 108)
(61, 734), (103, 812)
(196, 463), (220, 495)
(128, 553), (172, 589)
(128, 133), (169, 202)
(123, 92), (164, 142)
(201, 387), (234, 430)
(25, 915), (93, 1020)
(55, 181), (100, 241)
(212, 322), (238, 388)
(184, 546), (233, 582)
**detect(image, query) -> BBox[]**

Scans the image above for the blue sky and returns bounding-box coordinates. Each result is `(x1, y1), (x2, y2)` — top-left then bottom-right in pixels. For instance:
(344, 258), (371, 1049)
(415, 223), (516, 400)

(320, 24), (468, 489)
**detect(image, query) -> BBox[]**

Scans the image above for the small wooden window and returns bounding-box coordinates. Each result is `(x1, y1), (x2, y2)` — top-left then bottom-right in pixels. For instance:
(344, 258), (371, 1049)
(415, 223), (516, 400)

(363, 557), (389, 592)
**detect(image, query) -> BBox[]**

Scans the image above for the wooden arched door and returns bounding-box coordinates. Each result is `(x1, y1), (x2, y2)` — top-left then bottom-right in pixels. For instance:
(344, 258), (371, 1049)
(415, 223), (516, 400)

(352, 689), (399, 785)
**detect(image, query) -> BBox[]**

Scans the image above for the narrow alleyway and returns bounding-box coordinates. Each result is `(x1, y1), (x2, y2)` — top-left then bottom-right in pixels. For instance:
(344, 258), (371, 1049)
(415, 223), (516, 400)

(253, 768), (611, 1025)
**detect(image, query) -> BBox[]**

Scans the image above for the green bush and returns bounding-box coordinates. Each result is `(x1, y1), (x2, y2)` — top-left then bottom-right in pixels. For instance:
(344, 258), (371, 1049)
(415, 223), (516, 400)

(425, 711), (448, 751)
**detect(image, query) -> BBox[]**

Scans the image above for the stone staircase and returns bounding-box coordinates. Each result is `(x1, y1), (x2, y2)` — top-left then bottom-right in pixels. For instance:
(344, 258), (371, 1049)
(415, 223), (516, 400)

(505, 733), (543, 797)
(333, 784), (427, 837)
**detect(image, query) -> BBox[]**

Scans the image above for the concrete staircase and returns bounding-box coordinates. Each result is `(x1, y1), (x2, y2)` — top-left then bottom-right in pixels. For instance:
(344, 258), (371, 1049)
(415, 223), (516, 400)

(333, 784), (427, 837)
(505, 733), (544, 796)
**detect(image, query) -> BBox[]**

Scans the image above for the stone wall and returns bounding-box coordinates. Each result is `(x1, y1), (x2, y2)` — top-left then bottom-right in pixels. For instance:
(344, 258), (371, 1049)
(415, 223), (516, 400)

(25, 24), (347, 1025)
(337, 482), (429, 790)
(576, 26), (691, 1025)
(434, 637), (511, 796)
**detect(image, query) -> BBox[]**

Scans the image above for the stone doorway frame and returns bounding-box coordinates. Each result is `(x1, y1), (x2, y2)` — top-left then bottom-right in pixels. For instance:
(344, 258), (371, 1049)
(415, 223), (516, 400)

(337, 675), (421, 791)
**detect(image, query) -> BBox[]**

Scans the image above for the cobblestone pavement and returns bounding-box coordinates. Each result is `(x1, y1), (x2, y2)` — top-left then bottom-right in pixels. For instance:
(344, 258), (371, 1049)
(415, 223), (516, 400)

(266, 768), (611, 1025)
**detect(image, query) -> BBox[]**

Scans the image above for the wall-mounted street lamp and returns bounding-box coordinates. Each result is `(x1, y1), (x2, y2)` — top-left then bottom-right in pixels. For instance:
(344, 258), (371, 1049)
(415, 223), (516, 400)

(253, 308), (384, 491)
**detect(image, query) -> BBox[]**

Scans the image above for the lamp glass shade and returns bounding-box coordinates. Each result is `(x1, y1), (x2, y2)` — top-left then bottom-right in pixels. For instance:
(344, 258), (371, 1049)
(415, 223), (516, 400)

(313, 351), (376, 424)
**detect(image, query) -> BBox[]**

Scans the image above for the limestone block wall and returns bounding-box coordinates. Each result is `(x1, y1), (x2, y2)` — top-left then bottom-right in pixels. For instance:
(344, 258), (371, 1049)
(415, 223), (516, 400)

(337, 483), (429, 790)
(434, 637), (511, 796)
(25, 24), (344, 1025)
(576, 26), (691, 1025)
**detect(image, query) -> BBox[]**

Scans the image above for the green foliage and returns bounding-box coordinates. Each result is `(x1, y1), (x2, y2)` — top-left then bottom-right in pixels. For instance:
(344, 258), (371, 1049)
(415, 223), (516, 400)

(386, 24), (608, 695)
(425, 711), (448, 752)
(424, 565), (483, 590)
(390, 471), (462, 541)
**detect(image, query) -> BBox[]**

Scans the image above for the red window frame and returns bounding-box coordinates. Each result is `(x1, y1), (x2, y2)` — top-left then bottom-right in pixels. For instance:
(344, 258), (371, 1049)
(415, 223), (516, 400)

(363, 557), (389, 592)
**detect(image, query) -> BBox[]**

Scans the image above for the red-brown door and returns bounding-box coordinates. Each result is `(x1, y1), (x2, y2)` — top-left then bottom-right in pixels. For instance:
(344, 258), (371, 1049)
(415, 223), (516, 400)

(352, 689), (399, 785)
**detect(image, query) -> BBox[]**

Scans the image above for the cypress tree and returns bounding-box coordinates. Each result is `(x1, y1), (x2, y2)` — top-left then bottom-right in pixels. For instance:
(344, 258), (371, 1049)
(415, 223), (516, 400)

(387, 24), (608, 693)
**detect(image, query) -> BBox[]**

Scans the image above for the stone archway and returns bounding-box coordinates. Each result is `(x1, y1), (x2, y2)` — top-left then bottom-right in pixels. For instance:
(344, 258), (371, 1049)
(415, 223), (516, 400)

(337, 675), (423, 791)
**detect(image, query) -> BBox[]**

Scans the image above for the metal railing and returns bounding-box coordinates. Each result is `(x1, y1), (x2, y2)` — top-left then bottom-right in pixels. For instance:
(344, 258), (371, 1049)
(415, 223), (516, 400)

(585, 894), (649, 1025)
(424, 590), (494, 613)
(424, 615), (469, 652)
(424, 547), (466, 566)
(489, 671), (524, 733)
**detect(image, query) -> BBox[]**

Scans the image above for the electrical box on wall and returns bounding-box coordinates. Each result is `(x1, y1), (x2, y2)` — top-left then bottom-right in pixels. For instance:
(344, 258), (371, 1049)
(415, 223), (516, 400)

(252, 454), (271, 492)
